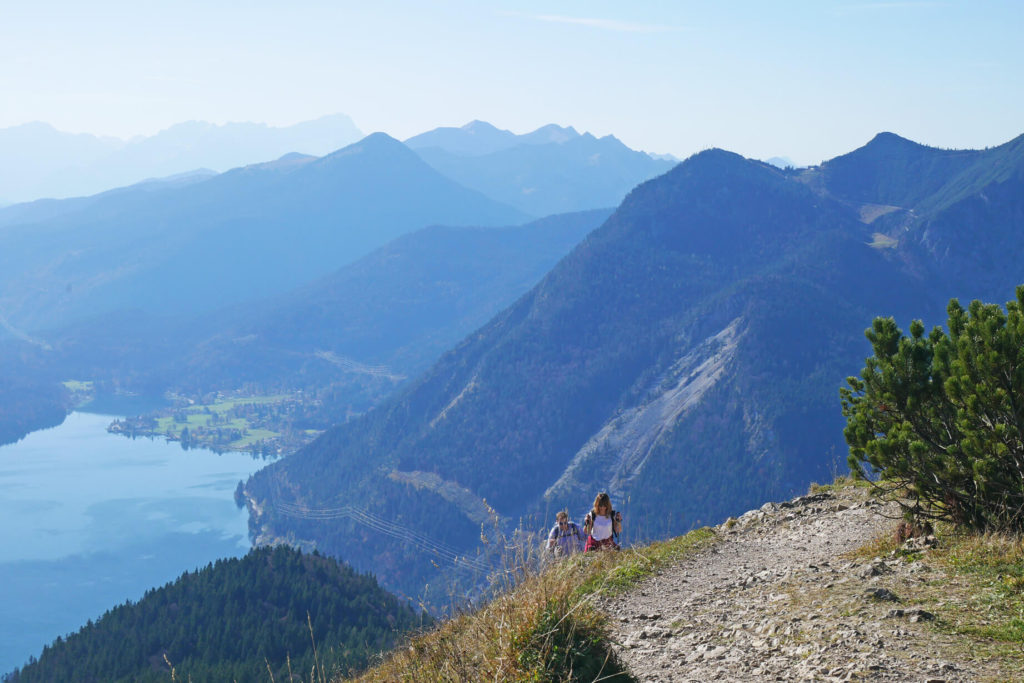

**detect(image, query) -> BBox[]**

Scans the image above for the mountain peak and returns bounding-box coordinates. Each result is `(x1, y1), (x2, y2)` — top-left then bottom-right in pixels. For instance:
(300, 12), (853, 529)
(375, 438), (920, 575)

(404, 122), (517, 156)
(522, 124), (580, 145)
(6, 121), (59, 134)
(277, 151), (316, 162)
(241, 152), (316, 172)
(677, 147), (749, 170)
(460, 120), (505, 134)
(820, 132), (988, 207)
(861, 131), (924, 153)
(322, 132), (409, 161)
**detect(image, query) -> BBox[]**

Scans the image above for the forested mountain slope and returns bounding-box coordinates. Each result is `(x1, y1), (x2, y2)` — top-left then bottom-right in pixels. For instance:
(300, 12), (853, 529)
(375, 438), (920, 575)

(3, 546), (427, 683)
(811, 131), (1024, 308)
(242, 145), (952, 601)
(1, 210), (610, 437)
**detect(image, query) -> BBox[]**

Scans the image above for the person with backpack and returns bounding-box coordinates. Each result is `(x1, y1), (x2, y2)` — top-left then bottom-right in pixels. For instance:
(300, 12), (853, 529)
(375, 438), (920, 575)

(547, 509), (584, 556)
(583, 491), (622, 552)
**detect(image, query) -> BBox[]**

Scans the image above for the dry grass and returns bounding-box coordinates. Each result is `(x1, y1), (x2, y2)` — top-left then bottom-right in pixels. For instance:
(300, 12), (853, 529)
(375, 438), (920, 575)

(808, 474), (869, 494)
(345, 528), (716, 682)
(843, 521), (1024, 680)
(858, 203), (901, 224)
(868, 232), (899, 249)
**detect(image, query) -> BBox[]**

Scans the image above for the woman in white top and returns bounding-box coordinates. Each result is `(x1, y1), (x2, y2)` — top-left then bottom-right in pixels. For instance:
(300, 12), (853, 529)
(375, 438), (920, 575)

(583, 491), (622, 552)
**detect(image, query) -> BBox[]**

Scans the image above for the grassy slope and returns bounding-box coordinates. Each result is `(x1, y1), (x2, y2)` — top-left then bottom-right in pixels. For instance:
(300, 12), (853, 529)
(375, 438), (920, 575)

(346, 528), (716, 682)
(849, 522), (1024, 679)
(345, 479), (1024, 682)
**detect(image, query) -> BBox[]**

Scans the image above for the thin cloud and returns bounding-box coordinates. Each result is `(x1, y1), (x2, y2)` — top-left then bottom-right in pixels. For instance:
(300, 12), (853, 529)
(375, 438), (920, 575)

(513, 12), (684, 33)
(840, 1), (947, 10)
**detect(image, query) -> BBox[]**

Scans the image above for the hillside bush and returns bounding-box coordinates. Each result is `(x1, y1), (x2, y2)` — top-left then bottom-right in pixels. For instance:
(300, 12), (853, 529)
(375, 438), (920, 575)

(841, 285), (1024, 532)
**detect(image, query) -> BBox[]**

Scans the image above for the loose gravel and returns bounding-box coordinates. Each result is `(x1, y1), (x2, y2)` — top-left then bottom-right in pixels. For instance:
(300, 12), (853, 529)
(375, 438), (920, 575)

(600, 487), (1005, 682)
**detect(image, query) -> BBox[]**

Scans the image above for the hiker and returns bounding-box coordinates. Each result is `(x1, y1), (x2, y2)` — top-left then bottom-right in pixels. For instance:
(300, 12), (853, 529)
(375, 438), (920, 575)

(583, 491), (622, 552)
(547, 509), (584, 556)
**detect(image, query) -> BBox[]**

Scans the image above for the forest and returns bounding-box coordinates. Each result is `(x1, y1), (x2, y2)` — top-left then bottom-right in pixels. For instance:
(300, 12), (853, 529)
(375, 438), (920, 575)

(3, 545), (430, 682)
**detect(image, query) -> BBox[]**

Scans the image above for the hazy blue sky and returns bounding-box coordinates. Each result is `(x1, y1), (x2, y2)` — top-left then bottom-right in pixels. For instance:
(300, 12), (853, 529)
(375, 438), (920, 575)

(2, 1), (1021, 165)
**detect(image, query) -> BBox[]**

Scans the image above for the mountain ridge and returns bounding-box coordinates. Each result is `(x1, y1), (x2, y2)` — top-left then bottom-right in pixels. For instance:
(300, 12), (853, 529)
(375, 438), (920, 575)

(0, 114), (363, 203)
(412, 123), (675, 216)
(0, 133), (528, 332)
(242, 142), (937, 600)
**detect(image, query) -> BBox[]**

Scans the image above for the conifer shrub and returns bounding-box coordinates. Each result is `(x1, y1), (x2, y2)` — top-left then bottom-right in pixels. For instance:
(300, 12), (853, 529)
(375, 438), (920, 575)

(841, 285), (1024, 532)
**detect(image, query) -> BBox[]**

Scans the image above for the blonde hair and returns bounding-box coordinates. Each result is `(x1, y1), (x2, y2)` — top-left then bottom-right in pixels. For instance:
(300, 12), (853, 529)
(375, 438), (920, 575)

(556, 509), (569, 522)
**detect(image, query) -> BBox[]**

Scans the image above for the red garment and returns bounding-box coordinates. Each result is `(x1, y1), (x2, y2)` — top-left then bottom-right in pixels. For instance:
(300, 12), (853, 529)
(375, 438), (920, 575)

(584, 535), (618, 552)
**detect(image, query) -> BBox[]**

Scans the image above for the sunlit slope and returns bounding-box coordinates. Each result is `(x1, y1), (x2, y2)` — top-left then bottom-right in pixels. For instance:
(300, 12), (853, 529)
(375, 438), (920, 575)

(243, 146), (942, 600)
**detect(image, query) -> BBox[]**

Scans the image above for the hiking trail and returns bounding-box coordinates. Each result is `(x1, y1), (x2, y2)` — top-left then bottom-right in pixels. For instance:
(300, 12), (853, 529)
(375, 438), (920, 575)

(600, 486), (1006, 682)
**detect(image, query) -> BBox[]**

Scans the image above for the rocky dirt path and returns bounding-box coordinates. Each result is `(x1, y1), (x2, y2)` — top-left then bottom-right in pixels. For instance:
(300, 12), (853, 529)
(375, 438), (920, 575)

(600, 487), (1003, 682)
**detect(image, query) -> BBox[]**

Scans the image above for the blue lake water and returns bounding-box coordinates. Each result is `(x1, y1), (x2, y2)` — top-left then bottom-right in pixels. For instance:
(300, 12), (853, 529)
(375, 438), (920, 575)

(0, 410), (269, 676)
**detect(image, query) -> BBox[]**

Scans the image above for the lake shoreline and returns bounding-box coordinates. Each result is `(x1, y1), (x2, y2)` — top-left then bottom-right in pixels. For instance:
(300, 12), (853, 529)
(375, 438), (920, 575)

(0, 411), (267, 676)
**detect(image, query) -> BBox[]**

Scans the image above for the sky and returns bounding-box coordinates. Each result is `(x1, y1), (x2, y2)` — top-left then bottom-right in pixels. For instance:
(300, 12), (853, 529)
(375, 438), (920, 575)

(1, 0), (1022, 166)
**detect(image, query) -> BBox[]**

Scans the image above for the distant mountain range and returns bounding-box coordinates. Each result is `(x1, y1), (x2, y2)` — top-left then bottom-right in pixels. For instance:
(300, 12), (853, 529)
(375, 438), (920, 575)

(242, 131), (1024, 602)
(406, 120), (585, 156)
(0, 119), (670, 448)
(406, 120), (675, 216)
(0, 114), (363, 203)
(0, 133), (527, 333)
(0, 120), (676, 336)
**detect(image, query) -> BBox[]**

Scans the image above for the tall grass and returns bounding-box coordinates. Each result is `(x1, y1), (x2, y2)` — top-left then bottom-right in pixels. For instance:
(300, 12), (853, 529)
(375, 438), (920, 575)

(346, 527), (716, 682)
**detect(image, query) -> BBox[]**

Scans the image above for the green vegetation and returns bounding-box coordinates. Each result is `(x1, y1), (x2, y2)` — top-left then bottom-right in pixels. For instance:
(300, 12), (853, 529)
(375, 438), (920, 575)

(109, 393), (318, 456)
(348, 527), (715, 682)
(842, 285), (1024, 532)
(0, 378), (69, 447)
(4, 545), (430, 683)
(808, 475), (870, 494)
(846, 522), (1024, 677)
(940, 533), (1024, 649)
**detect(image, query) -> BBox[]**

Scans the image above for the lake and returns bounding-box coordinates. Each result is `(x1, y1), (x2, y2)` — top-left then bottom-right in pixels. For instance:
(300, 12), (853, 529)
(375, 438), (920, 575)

(0, 410), (269, 676)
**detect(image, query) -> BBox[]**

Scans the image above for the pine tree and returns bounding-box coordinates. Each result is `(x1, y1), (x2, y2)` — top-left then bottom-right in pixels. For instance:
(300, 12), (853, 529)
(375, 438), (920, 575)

(841, 285), (1024, 531)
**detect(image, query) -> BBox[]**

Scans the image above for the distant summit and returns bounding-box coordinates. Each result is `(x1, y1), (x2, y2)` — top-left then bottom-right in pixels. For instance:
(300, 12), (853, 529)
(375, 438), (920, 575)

(405, 120), (584, 157)
(765, 156), (798, 169)
(518, 123), (580, 146)
(407, 121), (674, 216)
(0, 114), (363, 203)
(405, 120), (519, 156)
(817, 131), (986, 207)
